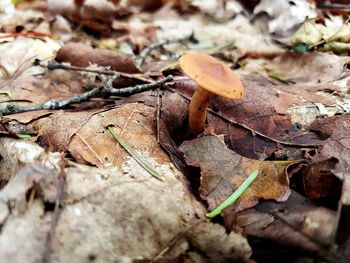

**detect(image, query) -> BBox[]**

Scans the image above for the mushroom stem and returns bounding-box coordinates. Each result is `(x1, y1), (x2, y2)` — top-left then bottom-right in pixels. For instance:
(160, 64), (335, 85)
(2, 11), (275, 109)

(189, 86), (213, 135)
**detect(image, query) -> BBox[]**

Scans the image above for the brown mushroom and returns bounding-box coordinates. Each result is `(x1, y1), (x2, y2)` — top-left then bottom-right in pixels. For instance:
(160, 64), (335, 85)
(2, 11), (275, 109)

(179, 53), (244, 135)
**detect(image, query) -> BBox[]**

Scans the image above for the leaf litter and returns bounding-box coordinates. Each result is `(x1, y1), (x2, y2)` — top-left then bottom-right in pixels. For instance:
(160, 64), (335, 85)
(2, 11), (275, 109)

(0, 0), (350, 262)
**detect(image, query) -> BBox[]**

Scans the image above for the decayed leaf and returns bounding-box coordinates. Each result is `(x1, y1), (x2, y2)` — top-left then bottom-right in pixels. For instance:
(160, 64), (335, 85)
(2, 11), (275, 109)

(55, 43), (140, 73)
(179, 135), (291, 212)
(236, 191), (337, 252)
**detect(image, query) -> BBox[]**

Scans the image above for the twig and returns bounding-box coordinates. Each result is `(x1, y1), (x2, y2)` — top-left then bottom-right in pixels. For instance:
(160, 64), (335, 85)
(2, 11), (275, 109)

(43, 167), (66, 263)
(206, 170), (259, 218)
(47, 62), (152, 83)
(105, 75), (173, 96)
(0, 87), (100, 115)
(0, 31), (52, 39)
(137, 32), (196, 68)
(107, 126), (164, 181)
(0, 75), (173, 115)
(156, 89), (162, 143)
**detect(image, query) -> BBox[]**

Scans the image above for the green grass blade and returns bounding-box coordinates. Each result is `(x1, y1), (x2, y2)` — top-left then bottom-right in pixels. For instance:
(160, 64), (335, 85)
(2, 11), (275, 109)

(206, 170), (259, 218)
(107, 126), (164, 181)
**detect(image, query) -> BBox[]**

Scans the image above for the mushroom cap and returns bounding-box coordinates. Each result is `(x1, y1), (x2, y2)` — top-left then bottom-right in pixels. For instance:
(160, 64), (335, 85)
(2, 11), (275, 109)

(179, 53), (244, 99)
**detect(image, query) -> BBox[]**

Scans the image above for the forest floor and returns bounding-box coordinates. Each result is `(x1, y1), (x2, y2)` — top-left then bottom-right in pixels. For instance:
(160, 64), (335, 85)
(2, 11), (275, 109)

(0, 1), (350, 263)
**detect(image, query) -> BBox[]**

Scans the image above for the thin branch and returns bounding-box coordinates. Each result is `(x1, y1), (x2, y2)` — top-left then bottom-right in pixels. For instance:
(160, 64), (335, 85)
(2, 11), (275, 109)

(0, 87), (100, 115)
(47, 62), (152, 83)
(137, 32), (196, 68)
(43, 167), (66, 263)
(0, 75), (173, 115)
(105, 75), (173, 96)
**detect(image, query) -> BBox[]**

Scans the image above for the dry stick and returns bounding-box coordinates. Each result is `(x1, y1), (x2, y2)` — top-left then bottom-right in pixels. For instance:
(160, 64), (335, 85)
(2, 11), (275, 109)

(166, 86), (321, 147)
(106, 75), (173, 96)
(0, 75), (173, 115)
(137, 32), (196, 68)
(0, 31), (52, 39)
(156, 89), (162, 143)
(43, 167), (66, 263)
(47, 62), (152, 83)
(0, 87), (100, 115)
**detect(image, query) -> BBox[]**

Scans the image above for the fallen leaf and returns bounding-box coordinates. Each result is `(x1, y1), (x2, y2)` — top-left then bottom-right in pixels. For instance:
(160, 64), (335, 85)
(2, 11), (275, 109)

(179, 135), (291, 212)
(164, 76), (321, 160)
(68, 103), (168, 169)
(32, 109), (102, 152)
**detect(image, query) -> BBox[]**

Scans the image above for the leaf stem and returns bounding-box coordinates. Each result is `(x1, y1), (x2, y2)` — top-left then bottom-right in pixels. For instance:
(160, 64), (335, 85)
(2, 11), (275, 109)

(206, 170), (259, 218)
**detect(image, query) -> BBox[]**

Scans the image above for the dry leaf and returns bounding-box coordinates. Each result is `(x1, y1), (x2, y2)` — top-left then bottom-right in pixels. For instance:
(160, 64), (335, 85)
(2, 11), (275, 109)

(179, 136), (291, 212)
(236, 191), (337, 252)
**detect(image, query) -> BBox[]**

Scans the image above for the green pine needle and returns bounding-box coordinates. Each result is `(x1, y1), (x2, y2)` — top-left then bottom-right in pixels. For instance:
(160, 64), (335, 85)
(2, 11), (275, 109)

(16, 133), (32, 140)
(107, 126), (164, 181)
(206, 170), (259, 218)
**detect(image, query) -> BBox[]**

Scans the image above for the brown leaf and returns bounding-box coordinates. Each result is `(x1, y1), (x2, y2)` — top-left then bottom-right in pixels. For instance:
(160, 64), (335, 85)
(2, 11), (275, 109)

(236, 191), (337, 252)
(302, 159), (342, 201)
(32, 109), (101, 152)
(69, 103), (169, 168)
(303, 115), (350, 203)
(242, 51), (350, 85)
(179, 136), (291, 212)
(55, 43), (140, 73)
(163, 76), (321, 160)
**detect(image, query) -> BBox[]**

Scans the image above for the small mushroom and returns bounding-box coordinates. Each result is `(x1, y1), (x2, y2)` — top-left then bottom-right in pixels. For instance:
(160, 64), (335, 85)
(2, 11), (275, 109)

(179, 53), (244, 135)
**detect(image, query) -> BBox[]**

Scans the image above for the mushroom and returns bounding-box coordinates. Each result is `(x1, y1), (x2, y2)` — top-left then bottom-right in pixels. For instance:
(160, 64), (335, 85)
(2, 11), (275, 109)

(179, 53), (244, 135)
